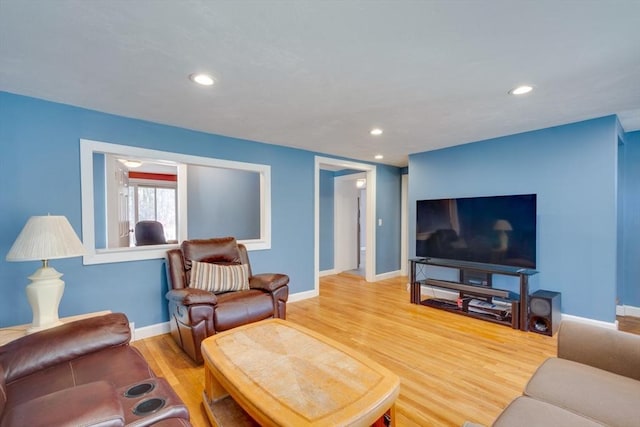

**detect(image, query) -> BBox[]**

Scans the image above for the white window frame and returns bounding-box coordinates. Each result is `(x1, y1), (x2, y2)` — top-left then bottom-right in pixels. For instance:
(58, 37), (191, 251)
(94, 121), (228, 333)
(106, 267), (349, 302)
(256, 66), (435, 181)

(80, 139), (271, 265)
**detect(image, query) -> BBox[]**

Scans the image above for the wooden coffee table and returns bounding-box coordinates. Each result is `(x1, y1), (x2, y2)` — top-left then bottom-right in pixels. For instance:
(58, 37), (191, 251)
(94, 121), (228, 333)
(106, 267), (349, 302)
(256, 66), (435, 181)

(202, 319), (400, 426)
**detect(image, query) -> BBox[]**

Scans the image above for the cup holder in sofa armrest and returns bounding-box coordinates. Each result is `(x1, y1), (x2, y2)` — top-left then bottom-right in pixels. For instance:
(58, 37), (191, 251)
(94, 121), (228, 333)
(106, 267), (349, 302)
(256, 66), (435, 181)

(133, 397), (166, 416)
(124, 381), (156, 398)
(117, 377), (189, 426)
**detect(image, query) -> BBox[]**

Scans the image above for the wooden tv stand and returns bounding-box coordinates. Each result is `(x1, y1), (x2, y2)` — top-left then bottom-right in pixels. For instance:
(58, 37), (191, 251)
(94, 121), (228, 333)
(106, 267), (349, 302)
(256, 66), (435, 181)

(410, 258), (537, 331)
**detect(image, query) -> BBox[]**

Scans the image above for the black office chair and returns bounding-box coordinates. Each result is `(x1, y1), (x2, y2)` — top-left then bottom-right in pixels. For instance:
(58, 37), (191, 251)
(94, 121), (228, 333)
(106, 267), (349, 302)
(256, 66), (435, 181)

(135, 220), (167, 245)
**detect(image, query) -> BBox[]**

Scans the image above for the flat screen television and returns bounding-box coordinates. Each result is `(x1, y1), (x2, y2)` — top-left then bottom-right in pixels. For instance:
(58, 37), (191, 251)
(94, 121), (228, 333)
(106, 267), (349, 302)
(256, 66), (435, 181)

(416, 194), (536, 269)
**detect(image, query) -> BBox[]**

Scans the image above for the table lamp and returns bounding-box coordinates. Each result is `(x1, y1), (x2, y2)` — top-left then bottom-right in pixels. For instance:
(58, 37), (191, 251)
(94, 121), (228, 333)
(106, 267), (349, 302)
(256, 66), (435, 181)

(6, 215), (85, 332)
(493, 219), (513, 252)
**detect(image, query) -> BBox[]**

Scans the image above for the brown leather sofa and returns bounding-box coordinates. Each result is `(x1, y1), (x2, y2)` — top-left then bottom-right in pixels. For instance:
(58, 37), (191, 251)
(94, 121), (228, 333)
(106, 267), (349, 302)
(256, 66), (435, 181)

(165, 237), (289, 363)
(0, 313), (191, 427)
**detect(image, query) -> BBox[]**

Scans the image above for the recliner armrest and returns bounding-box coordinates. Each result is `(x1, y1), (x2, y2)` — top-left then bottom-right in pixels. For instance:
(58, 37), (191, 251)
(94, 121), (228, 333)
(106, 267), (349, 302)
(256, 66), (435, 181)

(166, 288), (218, 306)
(0, 313), (131, 383)
(1, 380), (125, 427)
(558, 320), (640, 381)
(249, 273), (290, 293)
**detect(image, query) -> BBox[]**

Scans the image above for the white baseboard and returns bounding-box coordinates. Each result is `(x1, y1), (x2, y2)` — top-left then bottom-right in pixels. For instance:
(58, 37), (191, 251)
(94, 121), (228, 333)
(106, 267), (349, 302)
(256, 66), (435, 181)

(628, 305), (640, 317)
(560, 314), (618, 330)
(319, 269), (337, 277)
(616, 304), (640, 317)
(288, 289), (319, 302)
(133, 321), (170, 341)
(374, 270), (402, 281)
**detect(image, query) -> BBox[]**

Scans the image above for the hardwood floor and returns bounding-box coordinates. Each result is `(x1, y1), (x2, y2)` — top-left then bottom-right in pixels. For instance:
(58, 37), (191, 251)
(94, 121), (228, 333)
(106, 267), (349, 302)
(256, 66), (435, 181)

(618, 314), (640, 334)
(133, 274), (635, 427)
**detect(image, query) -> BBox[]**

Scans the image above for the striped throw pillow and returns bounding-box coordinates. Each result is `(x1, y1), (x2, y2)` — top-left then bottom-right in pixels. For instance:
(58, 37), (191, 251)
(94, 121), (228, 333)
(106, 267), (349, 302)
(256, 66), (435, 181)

(190, 261), (250, 293)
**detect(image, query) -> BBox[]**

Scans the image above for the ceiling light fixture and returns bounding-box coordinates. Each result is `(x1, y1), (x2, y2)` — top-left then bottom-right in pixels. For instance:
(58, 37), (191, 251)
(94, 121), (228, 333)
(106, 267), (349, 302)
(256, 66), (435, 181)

(118, 159), (143, 168)
(509, 85), (533, 95)
(374, 154), (384, 160)
(370, 128), (383, 136)
(189, 73), (215, 86)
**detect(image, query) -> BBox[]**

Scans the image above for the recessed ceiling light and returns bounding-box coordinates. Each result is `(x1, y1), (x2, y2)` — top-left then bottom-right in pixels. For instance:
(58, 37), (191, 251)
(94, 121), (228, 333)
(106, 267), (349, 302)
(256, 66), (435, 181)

(370, 128), (383, 136)
(189, 73), (215, 86)
(374, 154), (384, 160)
(509, 85), (533, 95)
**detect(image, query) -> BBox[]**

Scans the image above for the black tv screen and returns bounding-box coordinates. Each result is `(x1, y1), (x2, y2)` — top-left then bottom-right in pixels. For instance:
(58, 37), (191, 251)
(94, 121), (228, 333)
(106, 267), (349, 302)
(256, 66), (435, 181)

(416, 194), (536, 268)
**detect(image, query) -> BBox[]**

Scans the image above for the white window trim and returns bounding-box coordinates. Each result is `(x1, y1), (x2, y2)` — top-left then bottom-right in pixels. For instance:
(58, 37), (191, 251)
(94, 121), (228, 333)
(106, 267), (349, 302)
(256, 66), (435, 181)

(80, 139), (271, 265)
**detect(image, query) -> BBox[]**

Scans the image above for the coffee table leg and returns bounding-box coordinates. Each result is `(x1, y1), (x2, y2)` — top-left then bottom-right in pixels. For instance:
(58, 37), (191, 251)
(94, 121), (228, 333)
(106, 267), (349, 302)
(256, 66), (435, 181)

(203, 366), (231, 427)
(203, 365), (259, 427)
(204, 366), (229, 403)
(389, 403), (396, 427)
(373, 405), (396, 427)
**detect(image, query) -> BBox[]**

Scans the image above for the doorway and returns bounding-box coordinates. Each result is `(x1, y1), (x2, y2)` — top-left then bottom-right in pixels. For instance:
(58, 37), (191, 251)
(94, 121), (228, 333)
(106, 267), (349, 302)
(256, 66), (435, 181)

(314, 157), (376, 292)
(334, 173), (367, 276)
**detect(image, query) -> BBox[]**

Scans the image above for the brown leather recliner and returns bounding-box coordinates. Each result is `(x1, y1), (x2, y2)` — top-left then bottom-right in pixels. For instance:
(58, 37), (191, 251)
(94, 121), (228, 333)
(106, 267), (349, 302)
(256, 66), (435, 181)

(0, 313), (191, 426)
(165, 237), (289, 363)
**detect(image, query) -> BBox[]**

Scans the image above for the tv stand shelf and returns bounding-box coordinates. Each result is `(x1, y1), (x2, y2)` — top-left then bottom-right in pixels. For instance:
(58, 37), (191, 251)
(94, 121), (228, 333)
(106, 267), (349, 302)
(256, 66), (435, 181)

(410, 258), (537, 331)
(420, 297), (519, 329)
(423, 278), (513, 299)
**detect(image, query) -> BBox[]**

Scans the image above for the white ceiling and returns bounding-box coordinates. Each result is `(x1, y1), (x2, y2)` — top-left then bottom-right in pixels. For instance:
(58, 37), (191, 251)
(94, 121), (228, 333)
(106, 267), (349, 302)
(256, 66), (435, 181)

(1, 0), (639, 167)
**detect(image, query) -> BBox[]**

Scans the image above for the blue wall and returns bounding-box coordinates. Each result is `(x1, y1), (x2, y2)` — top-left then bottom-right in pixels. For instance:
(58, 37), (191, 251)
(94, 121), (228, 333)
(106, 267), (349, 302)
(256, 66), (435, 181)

(319, 170), (335, 271)
(0, 92), (401, 328)
(409, 116), (620, 322)
(187, 165), (260, 240)
(376, 165), (402, 274)
(622, 131), (640, 307)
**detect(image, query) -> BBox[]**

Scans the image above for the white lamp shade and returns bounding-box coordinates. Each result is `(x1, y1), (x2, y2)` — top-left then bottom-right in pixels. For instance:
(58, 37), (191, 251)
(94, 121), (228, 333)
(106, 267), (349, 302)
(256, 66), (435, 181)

(6, 215), (85, 262)
(493, 219), (513, 232)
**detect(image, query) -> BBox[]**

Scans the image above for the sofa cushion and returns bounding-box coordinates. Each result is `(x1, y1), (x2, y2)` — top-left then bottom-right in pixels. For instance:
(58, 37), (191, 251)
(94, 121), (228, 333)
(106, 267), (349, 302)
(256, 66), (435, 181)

(214, 290), (274, 331)
(0, 380), (124, 427)
(524, 357), (640, 427)
(190, 261), (249, 293)
(5, 346), (153, 407)
(493, 396), (604, 427)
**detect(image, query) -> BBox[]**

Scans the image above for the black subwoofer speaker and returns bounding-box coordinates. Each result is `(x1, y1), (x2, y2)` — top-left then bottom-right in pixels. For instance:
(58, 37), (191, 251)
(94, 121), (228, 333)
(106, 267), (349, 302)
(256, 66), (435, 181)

(529, 290), (561, 336)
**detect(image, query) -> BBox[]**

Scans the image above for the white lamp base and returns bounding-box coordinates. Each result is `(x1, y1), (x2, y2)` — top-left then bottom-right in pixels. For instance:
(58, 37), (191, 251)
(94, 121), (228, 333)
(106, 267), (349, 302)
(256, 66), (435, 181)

(25, 266), (65, 333)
